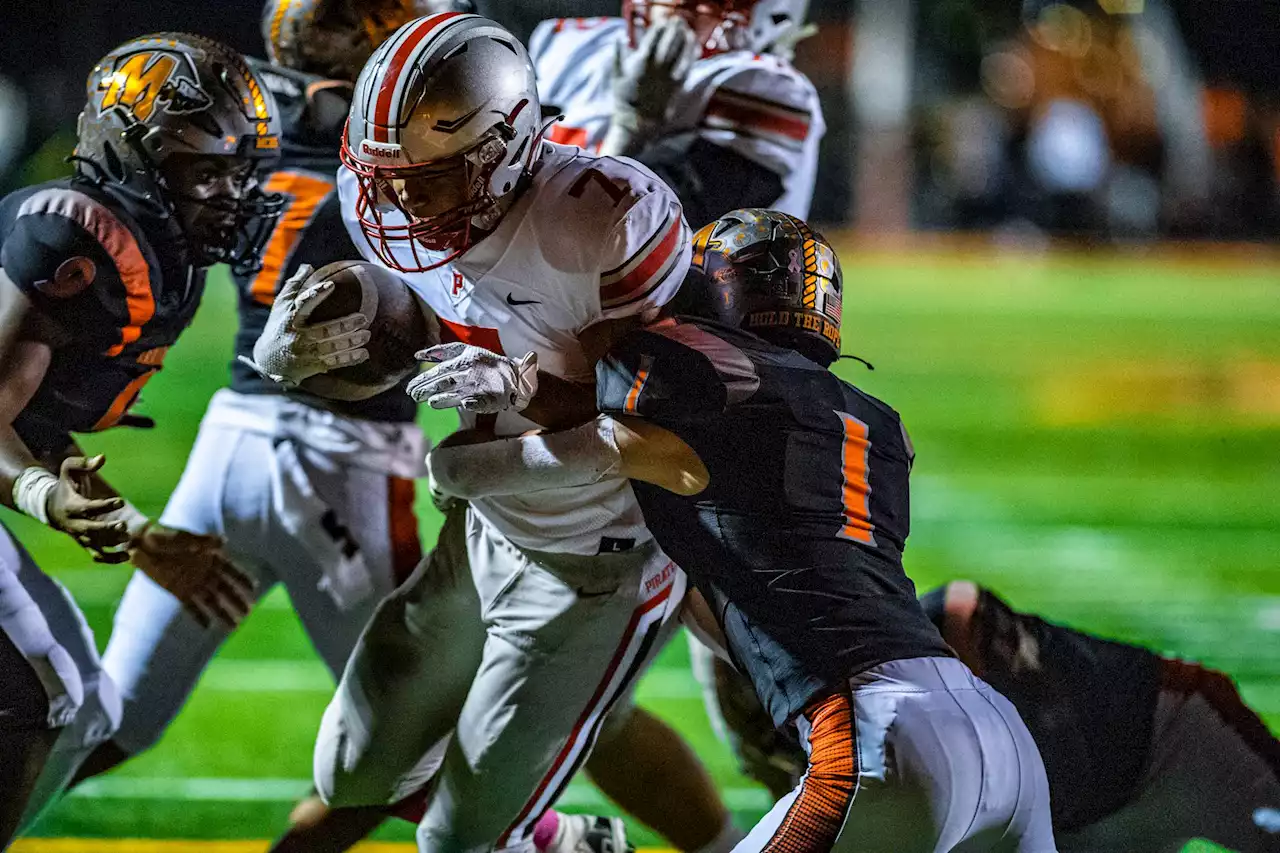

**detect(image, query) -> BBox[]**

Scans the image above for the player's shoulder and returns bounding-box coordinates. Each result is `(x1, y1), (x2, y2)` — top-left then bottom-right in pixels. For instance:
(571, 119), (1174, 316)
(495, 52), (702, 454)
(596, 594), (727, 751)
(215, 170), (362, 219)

(529, 16), (626, 63)
(0, 179), (158, 331)
(692, 50), (818, 110)
(532, 143), (678, 233)
(526, 145), (687, 312)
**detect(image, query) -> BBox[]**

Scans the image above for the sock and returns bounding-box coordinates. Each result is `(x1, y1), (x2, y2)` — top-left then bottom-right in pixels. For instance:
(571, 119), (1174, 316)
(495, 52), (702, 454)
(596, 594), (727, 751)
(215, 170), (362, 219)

(532, 809), (562, 852)
(693, 813), (746, 853)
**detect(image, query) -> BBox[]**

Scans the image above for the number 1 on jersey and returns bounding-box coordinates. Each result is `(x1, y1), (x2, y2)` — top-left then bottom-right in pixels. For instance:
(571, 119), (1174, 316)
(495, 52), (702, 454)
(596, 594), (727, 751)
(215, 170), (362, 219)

(836, 411), (875, 545)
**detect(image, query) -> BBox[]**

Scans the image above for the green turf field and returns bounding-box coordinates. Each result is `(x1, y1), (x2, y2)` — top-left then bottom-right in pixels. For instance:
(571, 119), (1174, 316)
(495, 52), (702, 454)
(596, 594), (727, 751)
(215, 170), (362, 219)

(8, 243), (1279, 850)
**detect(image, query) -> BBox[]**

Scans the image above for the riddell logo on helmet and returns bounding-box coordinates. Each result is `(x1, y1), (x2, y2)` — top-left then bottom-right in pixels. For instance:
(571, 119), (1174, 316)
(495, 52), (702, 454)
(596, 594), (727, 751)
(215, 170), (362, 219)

(360, 141), (404, 160)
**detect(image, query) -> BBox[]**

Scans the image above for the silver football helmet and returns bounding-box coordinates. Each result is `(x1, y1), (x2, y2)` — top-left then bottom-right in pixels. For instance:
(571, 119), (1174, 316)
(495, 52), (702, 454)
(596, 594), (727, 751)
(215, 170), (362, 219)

(745, 0), (812, 58)
(342, 13), (549, 271)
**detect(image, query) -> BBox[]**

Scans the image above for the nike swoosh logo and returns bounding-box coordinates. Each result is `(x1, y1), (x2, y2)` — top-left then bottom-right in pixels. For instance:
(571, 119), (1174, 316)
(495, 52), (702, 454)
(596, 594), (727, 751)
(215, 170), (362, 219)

(506, 293), (541, 306)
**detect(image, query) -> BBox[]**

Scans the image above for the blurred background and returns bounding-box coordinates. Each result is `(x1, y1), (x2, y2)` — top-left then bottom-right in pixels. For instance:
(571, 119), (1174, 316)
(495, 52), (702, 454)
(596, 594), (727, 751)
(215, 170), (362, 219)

(3, 2), (1279, 851)
(2, 0), (1279, 238)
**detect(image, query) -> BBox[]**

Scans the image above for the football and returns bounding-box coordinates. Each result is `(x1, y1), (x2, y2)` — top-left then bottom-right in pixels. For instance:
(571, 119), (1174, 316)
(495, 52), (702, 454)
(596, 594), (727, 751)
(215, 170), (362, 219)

(298, 260), (437, 402)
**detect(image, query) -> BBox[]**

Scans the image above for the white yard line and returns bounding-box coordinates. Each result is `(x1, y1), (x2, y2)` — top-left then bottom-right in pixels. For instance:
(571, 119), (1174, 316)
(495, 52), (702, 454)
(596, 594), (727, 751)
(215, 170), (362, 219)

(66, 777), (773, 812)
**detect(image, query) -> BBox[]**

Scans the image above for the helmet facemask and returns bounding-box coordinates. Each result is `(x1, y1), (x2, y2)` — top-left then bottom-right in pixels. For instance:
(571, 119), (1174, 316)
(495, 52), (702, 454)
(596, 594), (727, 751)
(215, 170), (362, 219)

(623, 0), (756, 57)
(160, 153), (284, 274)
(343, 123), (535, 272)
(342, 14), (551, 273)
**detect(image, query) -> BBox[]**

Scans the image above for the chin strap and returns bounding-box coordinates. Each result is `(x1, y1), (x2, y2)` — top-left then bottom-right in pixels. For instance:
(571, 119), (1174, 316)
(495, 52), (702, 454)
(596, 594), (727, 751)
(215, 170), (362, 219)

(837, 353), (875, 371)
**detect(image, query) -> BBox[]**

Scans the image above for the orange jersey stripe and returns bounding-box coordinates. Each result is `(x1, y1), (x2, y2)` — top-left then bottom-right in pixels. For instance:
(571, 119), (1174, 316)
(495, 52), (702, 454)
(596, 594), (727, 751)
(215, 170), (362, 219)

(388, 476), (422, 585)
(623, 358), (653, 414)
(836, 412), (874, 544)
(762, 690), (856, 852)
(251, 171), (336, 306)
(91, 369), (157, 431)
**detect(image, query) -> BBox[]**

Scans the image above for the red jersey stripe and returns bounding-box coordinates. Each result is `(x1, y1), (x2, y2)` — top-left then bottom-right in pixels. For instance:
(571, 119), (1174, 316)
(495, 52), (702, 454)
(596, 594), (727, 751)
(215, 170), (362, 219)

(600, 217), (682, 304)
(705, 92), (811, 142)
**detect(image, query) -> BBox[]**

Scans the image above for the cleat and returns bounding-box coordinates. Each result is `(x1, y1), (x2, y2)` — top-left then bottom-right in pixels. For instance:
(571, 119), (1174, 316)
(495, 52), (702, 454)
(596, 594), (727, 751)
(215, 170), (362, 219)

(551, 814), (634, 853)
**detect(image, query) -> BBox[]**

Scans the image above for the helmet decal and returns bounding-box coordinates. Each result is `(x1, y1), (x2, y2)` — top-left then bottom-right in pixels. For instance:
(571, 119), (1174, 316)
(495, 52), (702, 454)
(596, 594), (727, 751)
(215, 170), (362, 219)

(674, 209), (844, 365)
(97, 50), (213, 123)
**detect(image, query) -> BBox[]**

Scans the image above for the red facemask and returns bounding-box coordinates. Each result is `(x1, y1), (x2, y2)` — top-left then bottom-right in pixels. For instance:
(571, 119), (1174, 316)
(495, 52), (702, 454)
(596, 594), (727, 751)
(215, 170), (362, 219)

(622, 0), (757, 58)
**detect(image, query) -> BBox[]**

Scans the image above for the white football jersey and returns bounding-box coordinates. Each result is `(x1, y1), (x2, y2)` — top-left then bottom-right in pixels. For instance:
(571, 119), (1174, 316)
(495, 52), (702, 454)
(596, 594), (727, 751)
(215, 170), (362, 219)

(529, 16), (825, 219)
(338, 142), (690, 554)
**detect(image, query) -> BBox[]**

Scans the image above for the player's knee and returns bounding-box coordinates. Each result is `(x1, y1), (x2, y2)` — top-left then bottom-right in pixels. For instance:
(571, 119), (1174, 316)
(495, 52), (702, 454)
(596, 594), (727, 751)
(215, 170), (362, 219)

(0, 670), (54, 734)
(313, 701), (383, 809)
(0, 637), (76, 732)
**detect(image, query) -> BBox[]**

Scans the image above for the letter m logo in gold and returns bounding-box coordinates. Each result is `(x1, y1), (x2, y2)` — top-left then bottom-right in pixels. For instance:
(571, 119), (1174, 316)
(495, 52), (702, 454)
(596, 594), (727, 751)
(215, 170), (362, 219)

(99, 53), (180, 122)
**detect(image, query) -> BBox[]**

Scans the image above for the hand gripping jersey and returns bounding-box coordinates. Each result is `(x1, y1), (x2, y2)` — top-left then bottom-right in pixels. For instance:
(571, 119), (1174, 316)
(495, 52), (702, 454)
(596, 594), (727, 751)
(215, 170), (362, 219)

(340, 141), (690, 554)
(0, 179), (205, 457)
(529, 17), (824, 219)
(596, 317), (953, 726)
(232, 59), (415, 422)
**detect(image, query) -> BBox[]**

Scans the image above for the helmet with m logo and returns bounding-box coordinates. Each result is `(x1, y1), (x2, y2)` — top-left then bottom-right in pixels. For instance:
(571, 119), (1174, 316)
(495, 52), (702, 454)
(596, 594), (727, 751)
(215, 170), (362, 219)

(78, 33), (284, 272)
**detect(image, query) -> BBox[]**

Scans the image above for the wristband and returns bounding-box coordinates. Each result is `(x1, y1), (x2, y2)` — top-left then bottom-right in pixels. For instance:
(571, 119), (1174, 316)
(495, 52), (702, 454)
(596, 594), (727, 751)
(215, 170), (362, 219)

(12, 467), (57, 525)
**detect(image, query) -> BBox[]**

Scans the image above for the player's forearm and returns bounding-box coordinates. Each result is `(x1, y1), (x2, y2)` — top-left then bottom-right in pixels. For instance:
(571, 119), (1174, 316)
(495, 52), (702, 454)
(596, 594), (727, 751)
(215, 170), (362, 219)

(0, 287), (51, 502)
(520, 371), (600, 430)
(0, 426), (42, 510)
(428, 416), (708, 499)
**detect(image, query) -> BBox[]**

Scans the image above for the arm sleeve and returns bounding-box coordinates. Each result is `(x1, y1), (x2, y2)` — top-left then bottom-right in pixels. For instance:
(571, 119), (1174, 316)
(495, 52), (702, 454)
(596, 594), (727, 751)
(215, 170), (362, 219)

(429, 417), (621, 499)
(596, 327), (727, 423)
(597, 180), (691, 320)
(0, 205), (132, 343)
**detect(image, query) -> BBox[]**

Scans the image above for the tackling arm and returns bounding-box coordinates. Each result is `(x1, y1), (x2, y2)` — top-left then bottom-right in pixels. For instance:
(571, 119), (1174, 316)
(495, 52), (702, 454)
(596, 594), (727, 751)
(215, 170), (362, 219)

(428, 415), (708, 500)
(0, 271), (129, 549)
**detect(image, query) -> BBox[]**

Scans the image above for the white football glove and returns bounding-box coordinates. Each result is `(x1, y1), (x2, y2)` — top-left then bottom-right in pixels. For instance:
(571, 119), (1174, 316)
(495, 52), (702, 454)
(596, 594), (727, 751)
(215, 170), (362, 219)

(407, 343), (538, 414)
(239, 264), (371, 388)
(612, 15), (699, 133)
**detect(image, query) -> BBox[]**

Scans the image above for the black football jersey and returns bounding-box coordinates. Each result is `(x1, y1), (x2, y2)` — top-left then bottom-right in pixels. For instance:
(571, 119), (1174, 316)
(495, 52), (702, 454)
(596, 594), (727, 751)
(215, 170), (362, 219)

(919, 586), (1161, 832)
(597, 317), (954, 726)
(231, 59), (414, 422)
(0, 178), (204, 457)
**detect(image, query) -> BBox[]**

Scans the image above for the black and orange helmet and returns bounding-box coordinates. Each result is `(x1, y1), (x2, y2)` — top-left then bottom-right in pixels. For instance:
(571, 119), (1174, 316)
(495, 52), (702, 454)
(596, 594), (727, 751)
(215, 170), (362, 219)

(78, 33), (284, 272)
(672, 209), (843, 366)
(262, 0), (476, 80)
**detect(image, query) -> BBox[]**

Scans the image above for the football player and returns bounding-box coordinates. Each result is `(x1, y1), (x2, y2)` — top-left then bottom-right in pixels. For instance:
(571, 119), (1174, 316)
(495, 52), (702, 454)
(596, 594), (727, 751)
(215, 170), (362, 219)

(688, 578), (1280, 851)
(529, 0), (822, 226)
(425, 209), (1058, 852)
(924, 581), (1279, 852)
(249, 12), (729, 853)
(68, 4), (465, 853)
(0, 33), (277, 843)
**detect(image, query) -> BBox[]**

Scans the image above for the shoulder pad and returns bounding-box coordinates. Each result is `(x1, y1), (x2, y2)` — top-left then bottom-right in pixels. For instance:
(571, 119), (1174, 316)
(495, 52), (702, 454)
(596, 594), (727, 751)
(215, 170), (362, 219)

(529, 17), (624, 61)
(249, 58), (350, 149)
(1, 186), (155, 350)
